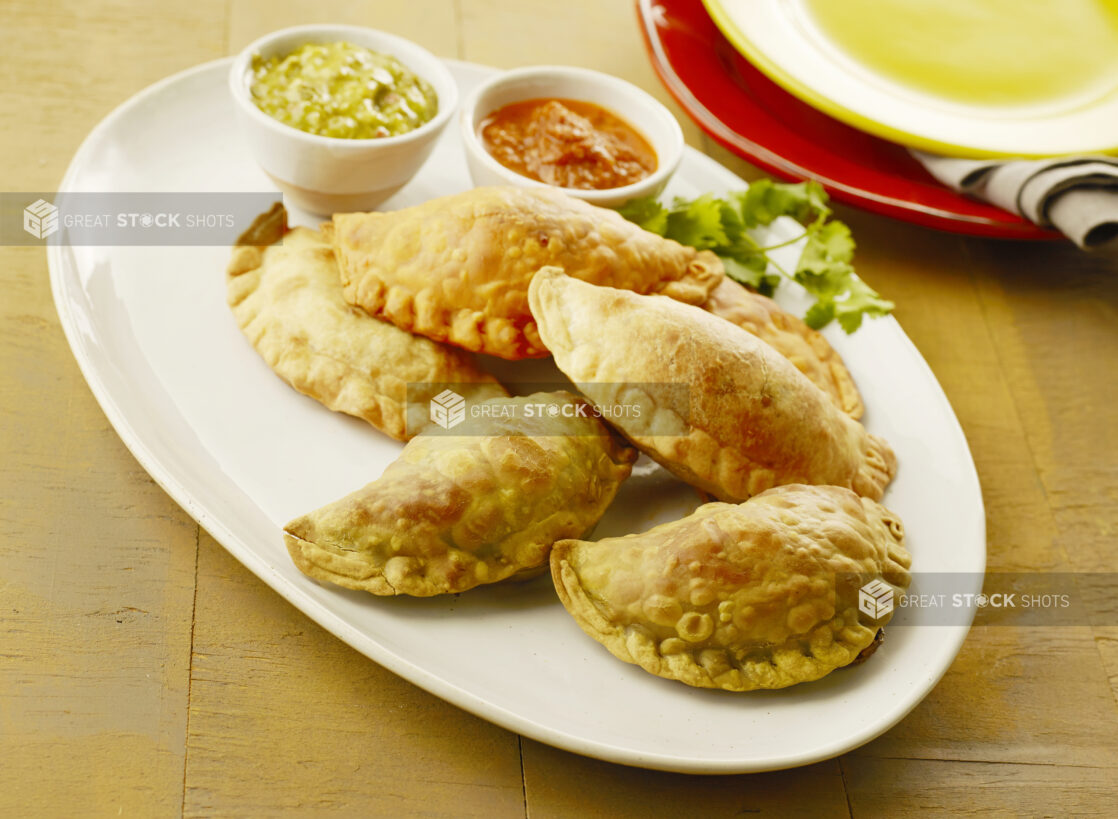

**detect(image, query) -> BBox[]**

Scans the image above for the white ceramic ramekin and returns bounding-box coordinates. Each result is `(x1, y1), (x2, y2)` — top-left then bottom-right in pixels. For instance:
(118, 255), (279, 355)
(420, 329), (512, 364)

(229, 24), (458, 214)
(459, 65), (683, 208)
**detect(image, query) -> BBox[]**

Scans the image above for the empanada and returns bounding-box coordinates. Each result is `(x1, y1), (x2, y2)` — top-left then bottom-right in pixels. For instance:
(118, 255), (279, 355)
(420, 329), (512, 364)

(702, 280), (864, 419)
(285, 392), (637, 596)
(527, 267), (895, 502)
(331, 186), (724, 359)
(551, 485), (911, 691)
(227, 206), (506, 441)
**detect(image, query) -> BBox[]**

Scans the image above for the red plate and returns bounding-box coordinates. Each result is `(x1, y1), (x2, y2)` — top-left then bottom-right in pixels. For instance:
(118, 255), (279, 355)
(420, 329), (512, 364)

(636, 0), (1057, 239)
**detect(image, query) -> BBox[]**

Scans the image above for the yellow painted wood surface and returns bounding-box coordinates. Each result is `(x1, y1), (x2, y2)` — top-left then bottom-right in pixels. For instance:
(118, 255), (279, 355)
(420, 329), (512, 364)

(2, 0), (1116, 815)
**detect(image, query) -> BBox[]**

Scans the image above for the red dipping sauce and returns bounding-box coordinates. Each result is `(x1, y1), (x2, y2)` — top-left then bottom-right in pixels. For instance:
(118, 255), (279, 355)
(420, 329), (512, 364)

(479, 98), (658, 190)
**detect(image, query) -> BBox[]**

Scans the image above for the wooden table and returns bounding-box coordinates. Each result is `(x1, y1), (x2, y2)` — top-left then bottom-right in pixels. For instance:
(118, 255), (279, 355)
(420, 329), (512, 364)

(4, 0), (1117, 815)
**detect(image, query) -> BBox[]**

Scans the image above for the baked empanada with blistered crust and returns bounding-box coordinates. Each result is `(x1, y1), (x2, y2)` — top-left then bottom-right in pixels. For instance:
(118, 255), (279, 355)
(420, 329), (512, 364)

(528, 267), (895, 502)
(331, 186), (724, 359)
(227, 206), (506, 441)
(551, 485), (911, 691)
(285, 392), (637, 597)
(703, 279), (864, 419)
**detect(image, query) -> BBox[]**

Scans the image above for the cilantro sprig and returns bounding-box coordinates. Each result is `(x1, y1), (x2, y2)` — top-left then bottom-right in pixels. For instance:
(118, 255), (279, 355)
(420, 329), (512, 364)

(617, 179), (893, 333)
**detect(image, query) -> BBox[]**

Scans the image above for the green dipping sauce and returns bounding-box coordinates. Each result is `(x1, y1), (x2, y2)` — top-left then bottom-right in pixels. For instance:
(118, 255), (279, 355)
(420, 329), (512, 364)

(250, 41), (439, 139)
(803, 0), (1118, 108)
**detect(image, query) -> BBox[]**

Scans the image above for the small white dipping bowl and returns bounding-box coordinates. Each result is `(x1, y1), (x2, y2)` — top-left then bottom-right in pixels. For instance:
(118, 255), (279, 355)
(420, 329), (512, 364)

(460, 65), (683, 209)
(229, 24), (457, 214)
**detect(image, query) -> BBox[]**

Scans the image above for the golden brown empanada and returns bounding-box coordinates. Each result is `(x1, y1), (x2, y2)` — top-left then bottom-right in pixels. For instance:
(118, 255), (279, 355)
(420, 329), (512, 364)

(227, 207), (506, 441)
(285, 392), (637, 596)
(551, 484), (911, 691)
(703, 280), (864, 419)
(331, 186), (724, 360)
(527, 267), (895, 502)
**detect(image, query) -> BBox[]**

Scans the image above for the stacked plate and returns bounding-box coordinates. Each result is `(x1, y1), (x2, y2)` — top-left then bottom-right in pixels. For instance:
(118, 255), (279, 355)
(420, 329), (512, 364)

(637, 0), (1118, 237)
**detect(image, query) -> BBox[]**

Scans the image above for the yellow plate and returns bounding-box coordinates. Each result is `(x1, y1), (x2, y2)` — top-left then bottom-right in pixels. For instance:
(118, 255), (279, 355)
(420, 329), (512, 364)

(703, 0), (1118, 158)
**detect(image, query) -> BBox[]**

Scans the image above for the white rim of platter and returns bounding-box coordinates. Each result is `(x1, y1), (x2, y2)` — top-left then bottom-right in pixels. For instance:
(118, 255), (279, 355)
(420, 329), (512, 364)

(48, 57), (985, 773)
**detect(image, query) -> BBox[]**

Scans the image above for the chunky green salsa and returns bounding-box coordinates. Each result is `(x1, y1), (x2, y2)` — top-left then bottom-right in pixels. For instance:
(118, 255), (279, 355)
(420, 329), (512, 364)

(250, 42), (439, 139)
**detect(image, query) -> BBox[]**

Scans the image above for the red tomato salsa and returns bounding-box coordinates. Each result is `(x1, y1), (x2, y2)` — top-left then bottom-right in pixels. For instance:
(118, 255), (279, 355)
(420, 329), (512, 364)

(479, 98), (657, 190)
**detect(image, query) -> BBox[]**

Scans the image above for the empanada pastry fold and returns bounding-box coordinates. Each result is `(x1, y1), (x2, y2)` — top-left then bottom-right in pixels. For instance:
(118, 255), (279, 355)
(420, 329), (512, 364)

(285, 392), (636, 597)
(701, 279), (865, 418)
(551, 485), (911, 691)
(331, 186), (725, 359)
(528, 267), (897, 502)
(855, 433), (898, 502)
(226, 208), (506, 441)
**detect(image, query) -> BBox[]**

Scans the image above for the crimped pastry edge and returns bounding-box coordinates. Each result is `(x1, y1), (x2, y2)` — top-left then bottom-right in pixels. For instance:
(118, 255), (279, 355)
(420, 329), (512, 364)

(550, 545), (880, 692)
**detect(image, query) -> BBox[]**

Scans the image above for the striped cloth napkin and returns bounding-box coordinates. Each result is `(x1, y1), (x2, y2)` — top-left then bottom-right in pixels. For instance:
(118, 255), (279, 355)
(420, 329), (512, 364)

(912, 152), (1118, 248)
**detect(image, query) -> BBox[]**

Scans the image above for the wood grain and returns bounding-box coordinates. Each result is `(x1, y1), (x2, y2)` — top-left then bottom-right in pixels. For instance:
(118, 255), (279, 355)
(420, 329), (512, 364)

(181, 533), (524, 818)
(521, 742), (851, 818)
(2, 0), (1116, 815)
(1, 0), (221, 815)
(0, 273), (199, 816)
(845, 757), (1118, 817)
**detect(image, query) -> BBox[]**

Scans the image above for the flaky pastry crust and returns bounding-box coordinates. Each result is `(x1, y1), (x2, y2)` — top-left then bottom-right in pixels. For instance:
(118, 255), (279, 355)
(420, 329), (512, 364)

(702, 280), (864, 419)
(331, 186), (724, 359)
(551, 485), (911, 691)
(285, 392), (637, 596)
(226, 208), (505, 441)
(528, 267), (896, 502)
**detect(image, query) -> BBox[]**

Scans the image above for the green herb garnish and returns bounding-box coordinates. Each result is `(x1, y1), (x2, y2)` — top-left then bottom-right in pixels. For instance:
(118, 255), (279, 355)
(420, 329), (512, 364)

(617, 180), (893, 333)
